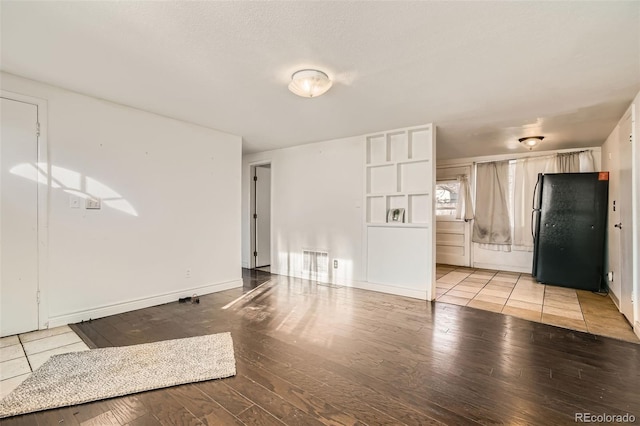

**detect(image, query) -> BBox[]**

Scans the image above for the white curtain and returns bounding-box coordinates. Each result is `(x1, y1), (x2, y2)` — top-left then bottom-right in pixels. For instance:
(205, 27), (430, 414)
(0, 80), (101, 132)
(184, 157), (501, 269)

(512, 156), (557, 251)
(555, 150), (595, 173)
(455, 174), (474, 221)
(556, 152), (581, 172)
(472, 161), (511, 249)
(579, 150), (595, 172)
(511, 150), (595, 251)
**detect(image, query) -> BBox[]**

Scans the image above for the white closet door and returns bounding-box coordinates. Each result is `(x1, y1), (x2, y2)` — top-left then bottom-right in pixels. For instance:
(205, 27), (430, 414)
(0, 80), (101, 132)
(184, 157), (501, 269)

(1, 97), (39, 337)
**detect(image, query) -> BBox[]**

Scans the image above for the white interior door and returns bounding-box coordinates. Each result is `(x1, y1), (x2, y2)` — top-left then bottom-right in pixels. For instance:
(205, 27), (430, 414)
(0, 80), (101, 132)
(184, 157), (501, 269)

(255, 165), (271, 267)
(1, 97), (39, 337)
(436, 220), (470, 266)
(434, 167), (472, 267)
(618, 109), (633, 323)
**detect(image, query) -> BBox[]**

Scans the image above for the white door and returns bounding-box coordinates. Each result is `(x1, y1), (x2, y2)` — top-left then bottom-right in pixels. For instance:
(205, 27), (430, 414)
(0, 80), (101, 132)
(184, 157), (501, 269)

(435, 220), (470, 266)
(255, 165), (271, 268)
(434, 172), (471, 267)
(618, 108), (633, 323)
(1, 97), (39, 337)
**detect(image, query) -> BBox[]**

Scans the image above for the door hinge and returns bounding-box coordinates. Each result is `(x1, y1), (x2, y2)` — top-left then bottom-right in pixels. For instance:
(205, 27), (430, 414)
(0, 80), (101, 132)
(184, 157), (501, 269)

(253, 175), (258, 181)
(253, 213), (257, 219)
(37, 290), (41, 304)
(36, 122), (41, 137)
(253, 251), (258, 257)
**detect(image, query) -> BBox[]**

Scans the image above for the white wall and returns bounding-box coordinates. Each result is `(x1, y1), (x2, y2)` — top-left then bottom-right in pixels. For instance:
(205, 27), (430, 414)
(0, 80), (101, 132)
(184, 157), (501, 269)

(242, 136), (364, 284)
(438, 147), (602, 273)
(1, 72), (242, 327)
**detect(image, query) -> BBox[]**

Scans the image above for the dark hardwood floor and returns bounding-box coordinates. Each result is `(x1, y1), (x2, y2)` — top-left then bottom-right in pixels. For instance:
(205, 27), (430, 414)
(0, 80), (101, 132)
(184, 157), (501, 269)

(4, 270), (640, 425)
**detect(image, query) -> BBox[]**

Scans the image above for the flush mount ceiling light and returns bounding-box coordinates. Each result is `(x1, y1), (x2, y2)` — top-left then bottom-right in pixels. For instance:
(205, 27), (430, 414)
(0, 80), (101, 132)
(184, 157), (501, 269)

(519, 136), (544, 150)
(288, 69), (332, 98)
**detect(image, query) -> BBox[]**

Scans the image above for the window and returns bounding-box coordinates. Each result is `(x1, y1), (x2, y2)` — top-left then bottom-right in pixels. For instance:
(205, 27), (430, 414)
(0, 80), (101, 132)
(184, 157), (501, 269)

(436, 180), (460, 217)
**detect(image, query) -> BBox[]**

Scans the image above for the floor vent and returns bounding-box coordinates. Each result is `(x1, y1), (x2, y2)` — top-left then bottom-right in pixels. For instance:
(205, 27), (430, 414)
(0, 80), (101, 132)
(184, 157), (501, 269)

(302, 250), (329, 280)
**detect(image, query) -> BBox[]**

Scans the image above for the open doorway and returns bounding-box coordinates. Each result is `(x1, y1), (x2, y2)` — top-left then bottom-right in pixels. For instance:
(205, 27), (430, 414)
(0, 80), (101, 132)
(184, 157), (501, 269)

(249, 163), (271, 272)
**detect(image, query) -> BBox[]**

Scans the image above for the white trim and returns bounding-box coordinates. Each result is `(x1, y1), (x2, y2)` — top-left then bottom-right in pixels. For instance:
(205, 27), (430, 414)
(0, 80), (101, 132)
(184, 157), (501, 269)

(47, 279), (242, 327)
(472, 262), (530, 274)
(609, 290), (620, 310)
(428, 126), (437, 300)
(631, 98), (640, 334)
(437, 146), (602, 167)
(0, 90), (50, 331)
(247, 159), (272, 270)
(349, 280), (428, 301)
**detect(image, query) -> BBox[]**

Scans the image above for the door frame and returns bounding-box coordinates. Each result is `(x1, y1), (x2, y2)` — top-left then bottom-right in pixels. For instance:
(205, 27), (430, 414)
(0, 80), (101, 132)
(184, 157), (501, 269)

(435, 164), (473, 267)
(1, 90), (49, 331)
(618, 106), (634, 323)
(631, 101), (640, 338)
(248, 160), (272, 270)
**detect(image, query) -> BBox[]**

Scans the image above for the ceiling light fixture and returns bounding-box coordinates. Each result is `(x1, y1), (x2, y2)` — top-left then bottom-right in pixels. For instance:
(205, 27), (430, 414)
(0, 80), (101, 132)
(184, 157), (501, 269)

(519, 136), (544, 150)
(288, 69), (332, 98)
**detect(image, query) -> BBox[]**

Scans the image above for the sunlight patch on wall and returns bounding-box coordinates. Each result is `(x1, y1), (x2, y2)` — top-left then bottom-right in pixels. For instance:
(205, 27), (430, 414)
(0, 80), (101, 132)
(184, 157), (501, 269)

(10, 163), (138, 217)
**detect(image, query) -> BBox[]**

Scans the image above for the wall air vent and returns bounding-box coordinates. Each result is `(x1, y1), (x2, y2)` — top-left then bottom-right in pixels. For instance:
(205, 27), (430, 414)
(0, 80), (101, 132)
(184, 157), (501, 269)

(302, 250), (329, 280)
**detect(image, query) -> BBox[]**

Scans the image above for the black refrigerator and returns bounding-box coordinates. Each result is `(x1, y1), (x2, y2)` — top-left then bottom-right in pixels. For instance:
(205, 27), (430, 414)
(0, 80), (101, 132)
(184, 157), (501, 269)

(532, 172), (608, 291)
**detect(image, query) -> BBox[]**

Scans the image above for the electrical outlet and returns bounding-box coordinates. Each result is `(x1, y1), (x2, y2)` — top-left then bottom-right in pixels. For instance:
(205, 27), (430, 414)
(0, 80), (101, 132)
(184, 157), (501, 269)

(185, 268), (191, 278)
(69, 195), (80, 208)
(85, 198), (101, 209)
(333, 260), (338, 269)
(607, 271), (613, 282)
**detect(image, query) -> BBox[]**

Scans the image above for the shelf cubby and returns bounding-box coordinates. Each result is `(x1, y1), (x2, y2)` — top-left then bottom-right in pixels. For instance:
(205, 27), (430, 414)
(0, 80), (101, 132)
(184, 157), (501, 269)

(366, 134), (387, 164)
(408, 126), (432, 160)
(408, 193), (429, 223)
(365, 124), (434, 226)
(388, 132), (408, 162)
(366, 196), (386, 223)
(399, 160), (430, 193)
(367, 164), (396, 194)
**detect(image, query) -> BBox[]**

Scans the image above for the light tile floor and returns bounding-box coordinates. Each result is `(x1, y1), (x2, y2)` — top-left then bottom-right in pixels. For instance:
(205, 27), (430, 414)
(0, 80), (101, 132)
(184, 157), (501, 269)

(436, 264), (639, 343)
(0, 325), (89, 398)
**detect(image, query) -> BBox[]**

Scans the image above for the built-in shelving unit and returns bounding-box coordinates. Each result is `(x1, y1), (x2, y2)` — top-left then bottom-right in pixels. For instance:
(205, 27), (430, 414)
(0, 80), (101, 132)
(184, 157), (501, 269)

(363, 124), (436, 301)
(365, 126), (433, 226)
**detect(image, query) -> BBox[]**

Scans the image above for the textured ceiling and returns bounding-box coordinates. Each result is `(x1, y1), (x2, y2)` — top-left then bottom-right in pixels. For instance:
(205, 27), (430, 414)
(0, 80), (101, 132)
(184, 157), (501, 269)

(1, 1), (639, 159)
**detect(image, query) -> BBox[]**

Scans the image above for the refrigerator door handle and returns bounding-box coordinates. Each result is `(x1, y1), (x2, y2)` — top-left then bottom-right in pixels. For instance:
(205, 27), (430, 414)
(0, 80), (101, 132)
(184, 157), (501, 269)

(532, 175), (541, 210)
(531, 210), (536, 239)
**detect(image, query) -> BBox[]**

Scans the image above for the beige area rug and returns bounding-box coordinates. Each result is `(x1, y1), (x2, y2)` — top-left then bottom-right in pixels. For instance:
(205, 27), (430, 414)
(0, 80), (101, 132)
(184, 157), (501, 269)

(0, 332), (236, 418)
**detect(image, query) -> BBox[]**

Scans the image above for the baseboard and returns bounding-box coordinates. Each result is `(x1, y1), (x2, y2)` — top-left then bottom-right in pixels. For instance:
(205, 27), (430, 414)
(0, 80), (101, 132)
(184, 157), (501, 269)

(472, 262), (531, 274)
(271, 268), (430, 300)
(635, 322), (640, 340)
(47, 279), (242, 328)
(609, 290), (621, 310)
(348, 280), (429, 301)
(241, 261), (249, 268)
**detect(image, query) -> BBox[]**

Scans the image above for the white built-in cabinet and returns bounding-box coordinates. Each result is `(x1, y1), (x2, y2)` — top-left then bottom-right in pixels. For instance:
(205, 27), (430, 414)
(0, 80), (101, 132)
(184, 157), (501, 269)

(364, 124), (436, 300)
